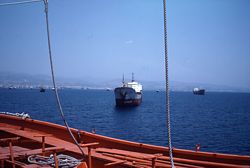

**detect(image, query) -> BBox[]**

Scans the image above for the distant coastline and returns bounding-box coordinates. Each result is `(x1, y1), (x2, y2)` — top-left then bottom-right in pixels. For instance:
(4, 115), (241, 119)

(0, 72), (249, 93)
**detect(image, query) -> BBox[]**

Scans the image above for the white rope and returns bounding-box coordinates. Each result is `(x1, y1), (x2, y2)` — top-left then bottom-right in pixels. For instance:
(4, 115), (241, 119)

(163, 0), (175, 167)
(0, 0), (85, 158)
(0, 0), (42, 6)
(0, 112), (30, 119)
(28, 154), (80, 167)
(43, 0), (85, 158)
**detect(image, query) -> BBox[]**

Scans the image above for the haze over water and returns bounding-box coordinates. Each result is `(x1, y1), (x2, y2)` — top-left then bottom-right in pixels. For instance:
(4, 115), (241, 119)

(0, 0), (250, 91)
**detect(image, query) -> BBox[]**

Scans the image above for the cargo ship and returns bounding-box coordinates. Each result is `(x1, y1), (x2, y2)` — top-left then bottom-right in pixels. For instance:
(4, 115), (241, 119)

(114, 73), (142, 107)
(193, 88), (205, 95)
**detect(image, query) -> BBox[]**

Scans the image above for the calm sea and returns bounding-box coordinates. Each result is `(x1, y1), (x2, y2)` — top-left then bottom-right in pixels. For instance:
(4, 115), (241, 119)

(0, 89), (250, 155)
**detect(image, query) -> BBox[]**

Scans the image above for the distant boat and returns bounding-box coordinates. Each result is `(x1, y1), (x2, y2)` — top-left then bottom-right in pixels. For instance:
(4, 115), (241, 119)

(114, 73), (142, 107)
(8, 86), (15, 90)
(193, 88), (205, 95)
(40, 87), (46, 92)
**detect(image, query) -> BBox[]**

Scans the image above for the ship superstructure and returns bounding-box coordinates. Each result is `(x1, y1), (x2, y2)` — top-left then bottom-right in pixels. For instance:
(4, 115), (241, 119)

(193, 88), (205, 95)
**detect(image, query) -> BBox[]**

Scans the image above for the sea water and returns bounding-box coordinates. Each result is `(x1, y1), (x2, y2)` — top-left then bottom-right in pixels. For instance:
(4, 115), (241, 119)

(0, 89), (249, 155)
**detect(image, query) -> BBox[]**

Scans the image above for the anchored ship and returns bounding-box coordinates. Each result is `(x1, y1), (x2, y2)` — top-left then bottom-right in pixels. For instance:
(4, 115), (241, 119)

(193, 88), (205, 95)
(114, 73), (142, 107)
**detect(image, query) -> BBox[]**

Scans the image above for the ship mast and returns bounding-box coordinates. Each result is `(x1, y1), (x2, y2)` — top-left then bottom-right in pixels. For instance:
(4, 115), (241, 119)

(122, 74), (125, 86)
(132, 72), (135, 82)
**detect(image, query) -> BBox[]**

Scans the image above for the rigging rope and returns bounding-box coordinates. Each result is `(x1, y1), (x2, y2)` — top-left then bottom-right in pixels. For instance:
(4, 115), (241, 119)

(0, 0), (85, 159)
(43, 0), (85, 158)
(28, 154), (81, 167)
(0, 0), (42, 6)
(163, 0), (175, 167)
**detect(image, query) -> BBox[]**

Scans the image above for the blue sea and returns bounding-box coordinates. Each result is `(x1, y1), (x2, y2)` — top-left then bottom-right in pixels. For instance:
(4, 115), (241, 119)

(0, 89), (250, 156)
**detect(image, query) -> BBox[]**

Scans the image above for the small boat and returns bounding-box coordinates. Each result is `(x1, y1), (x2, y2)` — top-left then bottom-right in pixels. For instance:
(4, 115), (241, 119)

(114, 73), (142, 107)
(106, 88), (111, 91)
(40, 87), (46, 92)
(193, 88), (205, 95)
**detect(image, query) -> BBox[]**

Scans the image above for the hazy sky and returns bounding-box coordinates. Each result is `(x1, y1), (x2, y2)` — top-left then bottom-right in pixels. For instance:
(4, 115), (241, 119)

(0, 0), (249, 89)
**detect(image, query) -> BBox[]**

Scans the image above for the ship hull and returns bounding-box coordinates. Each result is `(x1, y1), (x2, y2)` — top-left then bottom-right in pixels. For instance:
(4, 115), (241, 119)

(193, 89), (205, 95)
(0, 114), (250, 168)
(114, 87), (142, 106)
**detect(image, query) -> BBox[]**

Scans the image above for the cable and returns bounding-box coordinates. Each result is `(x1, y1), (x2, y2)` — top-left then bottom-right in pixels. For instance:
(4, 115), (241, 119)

(0, 0), (42, 6)
(163, 0), (175, 167)
(0, 0), (85, 159)
(43, 0), (85, 158)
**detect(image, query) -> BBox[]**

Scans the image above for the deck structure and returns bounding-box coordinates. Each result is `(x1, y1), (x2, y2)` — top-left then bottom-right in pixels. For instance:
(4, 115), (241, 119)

(1, 114), (250, 168)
